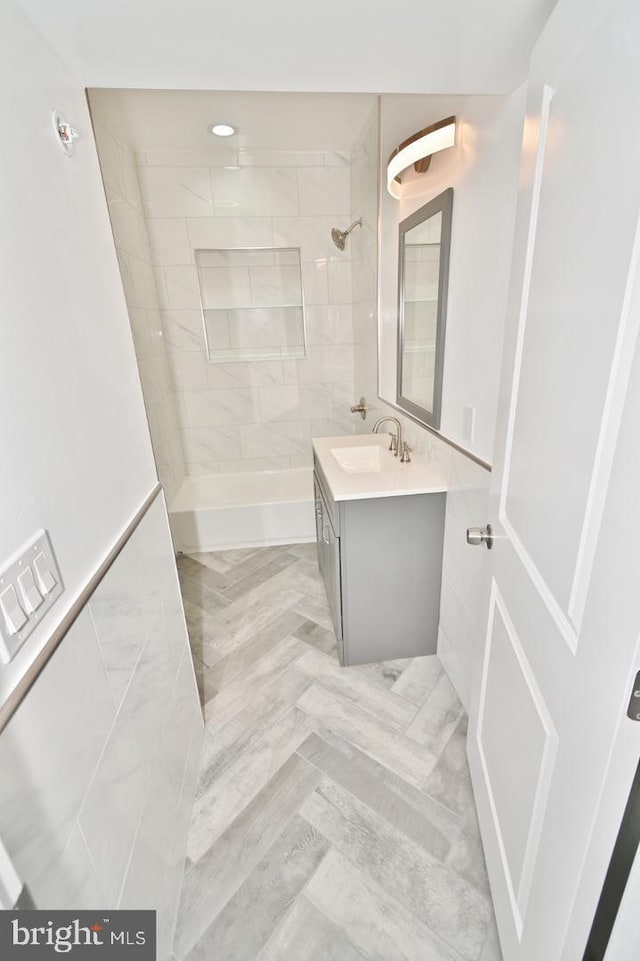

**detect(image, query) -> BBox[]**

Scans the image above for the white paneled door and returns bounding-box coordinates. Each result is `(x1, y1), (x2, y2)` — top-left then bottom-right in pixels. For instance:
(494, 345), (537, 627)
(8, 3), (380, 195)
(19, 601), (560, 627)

(467, 1), (640, 960)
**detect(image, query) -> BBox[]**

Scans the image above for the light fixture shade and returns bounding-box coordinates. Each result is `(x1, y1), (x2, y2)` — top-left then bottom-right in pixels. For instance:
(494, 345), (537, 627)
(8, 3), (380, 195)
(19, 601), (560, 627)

(386, 117), (456, 198)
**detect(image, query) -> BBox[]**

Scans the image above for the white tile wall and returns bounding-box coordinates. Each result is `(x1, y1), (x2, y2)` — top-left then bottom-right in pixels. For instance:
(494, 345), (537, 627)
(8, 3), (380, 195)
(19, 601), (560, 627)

(168, 351), (208, 391)
(257, 383), (333, 422)
(297, 167), (351, 216)
(79, 611), (173, 903)
(202, 360), (284, 390)
(130, 146), (360, 479)
(273, 217), (349, 264)
(0, 497), (202, 961)
(157, 265), (202, 310)
(137, 148), (237, 168)
(301, 344), (356, 384)
(187, 217), (274, 251)
(89, 134), (363, 481)
(180, 388), (260, 427)
(91, 114), (187, 505)
(0, 607), (115, 904)
(182, 425), (243, 462)
(199, 266), (253, 308)
(48, 825), (107, 909)
(138, 166), (214, 218)
(146, 218), (193, 266)
(301, 262), (329, 306)
(212, 168), (299, 217)
(237, 149), (325, 168)
(239, 421), (309, 460)
(249, 265), (302, 306)
(350, 104), (380, 420)
(328, 260), (353, 304)
(161, 309), (204, 351)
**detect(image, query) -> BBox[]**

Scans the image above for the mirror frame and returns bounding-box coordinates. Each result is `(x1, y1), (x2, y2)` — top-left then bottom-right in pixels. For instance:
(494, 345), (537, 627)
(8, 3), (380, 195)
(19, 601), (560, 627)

(396, 187), (453, 430)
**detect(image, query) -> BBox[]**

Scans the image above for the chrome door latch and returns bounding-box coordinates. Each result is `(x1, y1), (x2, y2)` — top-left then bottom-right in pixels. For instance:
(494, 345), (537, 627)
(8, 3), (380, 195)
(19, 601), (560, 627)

(626, 672), (640, 721)
(466, 524), (494, 550)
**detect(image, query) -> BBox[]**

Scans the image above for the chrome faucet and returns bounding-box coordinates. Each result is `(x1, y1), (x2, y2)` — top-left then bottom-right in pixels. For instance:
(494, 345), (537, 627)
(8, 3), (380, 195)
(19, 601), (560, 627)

(372, 416), (402, 457)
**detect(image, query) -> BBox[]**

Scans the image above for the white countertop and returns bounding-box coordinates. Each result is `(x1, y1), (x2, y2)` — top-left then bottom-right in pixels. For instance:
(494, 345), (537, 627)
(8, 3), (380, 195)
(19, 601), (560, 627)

(312, 434), (449, 502)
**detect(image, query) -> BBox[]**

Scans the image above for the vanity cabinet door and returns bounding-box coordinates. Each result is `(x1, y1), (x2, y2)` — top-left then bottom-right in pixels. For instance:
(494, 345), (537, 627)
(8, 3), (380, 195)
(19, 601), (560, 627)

(313, 474), (343, 644)
(313, 466), (445, 666)
(339, 491), (446, 665)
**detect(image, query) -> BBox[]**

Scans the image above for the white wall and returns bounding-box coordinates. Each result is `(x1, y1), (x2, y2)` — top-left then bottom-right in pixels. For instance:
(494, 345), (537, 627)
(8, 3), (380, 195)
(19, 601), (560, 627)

(0, 0), (159, 705)
(378, 92), (526, 465)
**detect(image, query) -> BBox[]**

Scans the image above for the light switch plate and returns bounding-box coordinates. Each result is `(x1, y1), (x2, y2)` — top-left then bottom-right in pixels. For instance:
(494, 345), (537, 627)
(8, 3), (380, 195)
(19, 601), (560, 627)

(0, 531), (63, 664)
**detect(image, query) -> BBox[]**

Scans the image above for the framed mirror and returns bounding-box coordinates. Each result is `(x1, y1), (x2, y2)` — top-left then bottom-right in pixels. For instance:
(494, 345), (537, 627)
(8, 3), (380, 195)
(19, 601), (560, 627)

(396, 187), (453, 429)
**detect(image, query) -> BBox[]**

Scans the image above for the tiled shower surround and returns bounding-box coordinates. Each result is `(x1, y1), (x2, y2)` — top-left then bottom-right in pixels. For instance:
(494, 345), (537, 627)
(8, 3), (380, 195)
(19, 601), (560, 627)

(90, 94), (375, 482)
(351, 103), (380, 420)
(91, 117), (187, 505)
(139, 149), (358, 475)
(0, 497), (202, 960)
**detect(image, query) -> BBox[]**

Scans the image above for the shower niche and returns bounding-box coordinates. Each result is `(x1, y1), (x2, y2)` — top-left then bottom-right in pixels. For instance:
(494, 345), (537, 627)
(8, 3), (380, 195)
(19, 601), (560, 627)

(196, 247), (307, 363)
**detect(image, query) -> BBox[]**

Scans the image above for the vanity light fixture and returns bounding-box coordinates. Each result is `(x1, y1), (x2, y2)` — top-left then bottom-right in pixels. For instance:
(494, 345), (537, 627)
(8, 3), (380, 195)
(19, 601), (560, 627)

(210, 123), (236, 137)
(386, 116), (456, 198)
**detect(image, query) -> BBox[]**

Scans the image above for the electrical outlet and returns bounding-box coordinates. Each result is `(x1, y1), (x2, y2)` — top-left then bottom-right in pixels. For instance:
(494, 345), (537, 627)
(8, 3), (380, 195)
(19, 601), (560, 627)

(462, 406), (475, 442)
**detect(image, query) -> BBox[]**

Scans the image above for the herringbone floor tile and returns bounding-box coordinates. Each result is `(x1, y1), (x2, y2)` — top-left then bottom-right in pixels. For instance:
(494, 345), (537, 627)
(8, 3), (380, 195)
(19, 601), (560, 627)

(174, 545), (501, 961)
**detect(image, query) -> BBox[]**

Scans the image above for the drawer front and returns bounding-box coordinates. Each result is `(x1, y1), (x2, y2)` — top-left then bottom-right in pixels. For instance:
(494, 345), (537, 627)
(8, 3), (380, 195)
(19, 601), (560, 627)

(314, 474), (343, 643)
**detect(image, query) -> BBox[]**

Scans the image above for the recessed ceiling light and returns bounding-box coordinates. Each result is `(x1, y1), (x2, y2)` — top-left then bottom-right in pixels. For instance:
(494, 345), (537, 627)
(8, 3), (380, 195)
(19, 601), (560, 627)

(211, 123), (235, 137)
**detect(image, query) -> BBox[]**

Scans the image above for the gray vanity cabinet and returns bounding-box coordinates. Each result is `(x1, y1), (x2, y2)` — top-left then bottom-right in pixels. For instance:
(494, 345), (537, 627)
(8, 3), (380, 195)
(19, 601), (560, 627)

(313, 471), (343, 649)
(313, 457), (446, 666)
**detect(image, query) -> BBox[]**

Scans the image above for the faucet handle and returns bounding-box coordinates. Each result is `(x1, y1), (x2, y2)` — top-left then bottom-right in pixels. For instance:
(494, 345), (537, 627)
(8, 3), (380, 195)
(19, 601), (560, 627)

(400, 442), (412, 463)
(350, 396), (370, 420)
(388, 432), (398, 453)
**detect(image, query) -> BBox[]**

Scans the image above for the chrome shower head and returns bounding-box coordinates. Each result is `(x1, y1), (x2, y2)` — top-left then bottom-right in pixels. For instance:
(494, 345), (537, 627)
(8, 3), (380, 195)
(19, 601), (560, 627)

(331, 218), (363, 251)
(331, 227), (347, 251)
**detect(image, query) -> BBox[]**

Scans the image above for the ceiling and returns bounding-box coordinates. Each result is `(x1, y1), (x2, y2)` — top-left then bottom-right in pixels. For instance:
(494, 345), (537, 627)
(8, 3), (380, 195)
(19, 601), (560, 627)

(88, 90), (378, 152)
(17, 0), (558, 95)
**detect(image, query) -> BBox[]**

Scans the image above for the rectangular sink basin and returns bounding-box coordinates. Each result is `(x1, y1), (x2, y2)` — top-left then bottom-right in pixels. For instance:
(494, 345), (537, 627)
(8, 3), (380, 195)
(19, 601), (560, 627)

(330, 445), (385, 473)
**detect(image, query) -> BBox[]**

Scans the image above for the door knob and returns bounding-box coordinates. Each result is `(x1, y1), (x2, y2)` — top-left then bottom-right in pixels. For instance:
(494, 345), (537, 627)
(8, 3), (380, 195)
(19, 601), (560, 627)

(466, 524), (494, 549)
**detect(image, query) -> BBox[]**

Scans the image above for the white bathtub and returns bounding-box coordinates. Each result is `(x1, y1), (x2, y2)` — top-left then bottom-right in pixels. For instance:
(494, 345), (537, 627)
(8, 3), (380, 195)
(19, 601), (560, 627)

(168, 469), (316, 553)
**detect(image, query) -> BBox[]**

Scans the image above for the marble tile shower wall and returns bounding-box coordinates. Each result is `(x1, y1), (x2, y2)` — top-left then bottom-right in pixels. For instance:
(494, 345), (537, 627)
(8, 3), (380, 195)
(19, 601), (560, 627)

(92, 120), (187, 504)
(351, 103), (380, 428)
(0, 497), (202, 961)
(135, 148), (359, 476)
